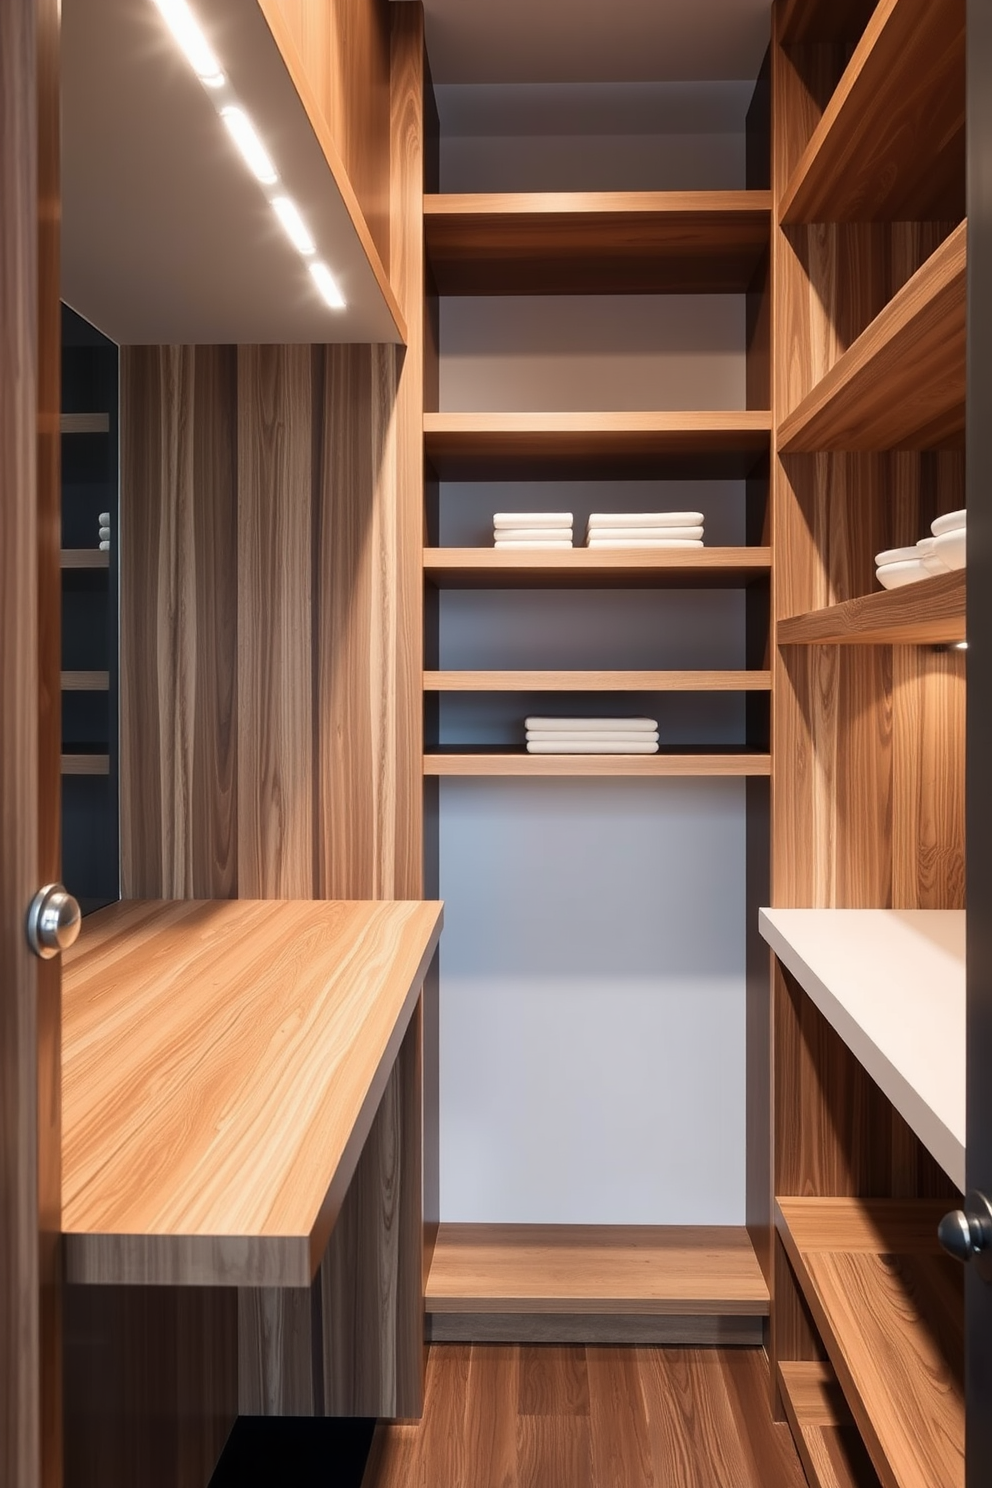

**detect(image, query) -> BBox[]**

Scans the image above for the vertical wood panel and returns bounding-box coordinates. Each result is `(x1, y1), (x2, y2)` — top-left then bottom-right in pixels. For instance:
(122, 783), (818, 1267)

(237, 345), (314, 898)
(236, 1287), (315, 1416)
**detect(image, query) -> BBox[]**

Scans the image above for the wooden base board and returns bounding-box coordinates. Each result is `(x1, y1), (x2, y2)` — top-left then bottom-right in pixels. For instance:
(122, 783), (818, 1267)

(427, 1312), (764, 1345)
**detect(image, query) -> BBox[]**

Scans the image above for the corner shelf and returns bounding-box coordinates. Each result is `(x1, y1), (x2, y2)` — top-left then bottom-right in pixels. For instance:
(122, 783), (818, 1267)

(779, 0), (966, 223)
(424, 547), (771, 589)
(61, 549), (109, 570)
(777, 569), (965, 646)
(424, 191), (771, 295)
(61, 754), (110, 776)
(759, 908), (965, 1188)
(61, 671), (110, 691)
(424, 411), (771, 481)
(424, 748), (771, 779)
(776, 1198), (963, 1488)
(60, 412), (110, 434)
(778, 223), (966, 452)
(425, 670), (772, 693)
(777, 1361), (882, 1488)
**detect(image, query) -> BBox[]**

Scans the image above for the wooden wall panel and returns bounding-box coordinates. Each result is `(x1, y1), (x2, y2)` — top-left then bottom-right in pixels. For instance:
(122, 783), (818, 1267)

(236, 345), (314, 898)
(260, 0), (391, 270)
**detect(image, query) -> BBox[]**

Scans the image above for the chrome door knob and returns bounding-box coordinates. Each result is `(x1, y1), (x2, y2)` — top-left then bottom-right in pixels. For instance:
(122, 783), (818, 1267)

(938, 1191), (992, 1281)
(26, 883), (82, 959)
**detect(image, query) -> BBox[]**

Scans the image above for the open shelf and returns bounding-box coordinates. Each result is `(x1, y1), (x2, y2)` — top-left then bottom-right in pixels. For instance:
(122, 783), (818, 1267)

(61, 549), (109, 570)
(424, 547), (771, 589)
(424, 191), (771, 295)
(61, 754), (110, 776)
(426, 1223), (767, 1344)
(779, 225), (966, 452)
(760, 909), (965, 1188)
(777, 570), (965, 646)
(60, 411), (110, 434)
(425, 669), (772, 693)
(424, 411), (771, 481)
(777, 1198), (963, 1488)
(61, 671), (110, 691)
(779, 0), (965, 223)
(424, 747), (771, 778)
(778, 1361), (882, 1488)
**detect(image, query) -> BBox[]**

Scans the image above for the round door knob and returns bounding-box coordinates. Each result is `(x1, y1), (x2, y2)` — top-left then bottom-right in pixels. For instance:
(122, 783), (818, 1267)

(938, 1191), (992, 1282)
(26, 884), (82, 959)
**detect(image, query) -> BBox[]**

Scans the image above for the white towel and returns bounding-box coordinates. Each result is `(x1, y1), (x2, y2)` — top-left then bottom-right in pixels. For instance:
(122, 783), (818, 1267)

(585, 526), (703, 542)
(525, 716), (658, 732)
(494, 539), (573, 549)
(494, 512), (573, 528)
(587, 538), (704, 549)
(98, 540), (110, 551)
(98, 526), (111, 540)
(587, 512), (704, 528)
(527, 739), (660, 754)
(493, 528), (574, 542)
(98, 511), (110, 525)
(527, 731), (659, 744)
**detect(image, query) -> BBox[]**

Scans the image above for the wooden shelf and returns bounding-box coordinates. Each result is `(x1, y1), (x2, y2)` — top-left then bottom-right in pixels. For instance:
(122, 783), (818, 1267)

(424, 748), (771, 778)
(778, 1362), (882, 1488)
(425, 670), (771, 693)
(777, 570), (965, 646)
(424, 411), (771, 481)
(61, 671), (110, 691)
(61, 754), (110, 776)
(780, 0), (965, 223)
(61, 549), (109, 570)
(426, 1223), (767, 1345)
(61, 899), (443, 1287)
(760, 909), (965, 1189)
(779, 225), (966, 452)
(777, 1198), (963, 1488)
(60, 411), (110, 434)
(424, 547), (771, 589)
(424, 191), (771, 295)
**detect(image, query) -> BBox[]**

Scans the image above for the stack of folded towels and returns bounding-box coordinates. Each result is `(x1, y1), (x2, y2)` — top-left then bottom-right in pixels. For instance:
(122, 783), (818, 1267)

(525, 717), (660, 754)
(875, 508), (967, 589)
(585, 512), (704, 548)
(493, 512), (573, 549)
(98, 511), (111, 552)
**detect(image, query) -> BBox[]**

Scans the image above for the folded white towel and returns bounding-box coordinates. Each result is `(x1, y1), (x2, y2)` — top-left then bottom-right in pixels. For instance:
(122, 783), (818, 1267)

(587, 512), (704, 528)
(586, 526), (703, 542)
(527, 739), (660, 754)
(587, 538), (704, 549)
(494, 539), (573, 549)
(525, 716), (658, 732)
(98, 526), (111, 540)
(98, 540), (110, 551)
(493, 528), (574, 542)
(98, 512), (110, 525)
(527, 731), (659, 744)
(931, 509), (966, 538)
(494, 512), (573, 528)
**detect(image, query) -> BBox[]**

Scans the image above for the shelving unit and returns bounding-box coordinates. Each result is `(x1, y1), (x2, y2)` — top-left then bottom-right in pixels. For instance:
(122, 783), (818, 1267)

(777, 570), (965, 647)
(779, 0), (966, 223)
(425, 547), (771, 589)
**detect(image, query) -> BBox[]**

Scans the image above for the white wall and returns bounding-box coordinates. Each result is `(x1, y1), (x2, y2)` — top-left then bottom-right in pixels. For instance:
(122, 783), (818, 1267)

(434, 88), (752, 1225)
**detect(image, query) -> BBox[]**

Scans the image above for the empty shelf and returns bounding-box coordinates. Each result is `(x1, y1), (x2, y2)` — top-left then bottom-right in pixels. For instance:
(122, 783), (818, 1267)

(778, 1361), (882, 1488)
(61, 671), (111, 691)
(60, 412), (110, 434)
(61, 754), (110, 776)
(425, 670), (771, 692)
(61, 549), (109, 570)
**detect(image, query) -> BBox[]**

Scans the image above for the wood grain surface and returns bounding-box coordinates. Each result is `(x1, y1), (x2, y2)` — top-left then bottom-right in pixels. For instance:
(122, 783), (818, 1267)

(60, 671), (110, 691)
(424, 411), (772, 481)
(424, 191), (771, 295)
(426, 1225), (768, 1316)
(365, 1344), (807, 1488)
(60, 755), (109, 777)
(777, 1198), (963, 1488)
(59, 549), (107, 569)
(59, 412), (109, 434)
(779, 224), (966, 452)
(423, 750), (772, 778)
(424, 547), (772, 589)
(425, 669), (772, 692)
(777, 570), (965, 646)
(61, 899), (441, 1287)
(779, 0), (966, 222)
(777, 1361), (882, 1488)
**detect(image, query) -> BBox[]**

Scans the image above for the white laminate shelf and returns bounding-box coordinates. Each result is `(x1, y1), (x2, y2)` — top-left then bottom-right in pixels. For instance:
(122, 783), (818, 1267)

(759, 909), (965, 1191)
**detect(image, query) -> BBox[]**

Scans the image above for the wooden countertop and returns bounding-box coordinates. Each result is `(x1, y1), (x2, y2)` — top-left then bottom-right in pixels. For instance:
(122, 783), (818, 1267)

(62, 899), (443, 1287)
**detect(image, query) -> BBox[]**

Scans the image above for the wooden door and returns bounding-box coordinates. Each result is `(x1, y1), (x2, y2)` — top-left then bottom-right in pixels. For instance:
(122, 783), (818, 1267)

(1, 0), (62, 1483)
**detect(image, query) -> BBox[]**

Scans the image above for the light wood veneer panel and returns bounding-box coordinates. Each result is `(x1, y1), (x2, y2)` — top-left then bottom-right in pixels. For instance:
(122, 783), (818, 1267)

(425, 670), (772, 692)
(424, 191), (771, 295)
(426, 1225), (768, 1316)
(425, 547), (771, 589)
(779, 0), (966, 223)
(424, 751), (772, 778)
(61, 899), (442, 1287)
(779, 225), (967, 452)
(778, 571), (965, 646)
(776, 1198), (963, 1488)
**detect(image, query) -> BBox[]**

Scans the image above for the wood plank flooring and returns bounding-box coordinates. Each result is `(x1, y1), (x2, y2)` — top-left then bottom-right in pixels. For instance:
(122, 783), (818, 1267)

(364, 1345), (807, 1488)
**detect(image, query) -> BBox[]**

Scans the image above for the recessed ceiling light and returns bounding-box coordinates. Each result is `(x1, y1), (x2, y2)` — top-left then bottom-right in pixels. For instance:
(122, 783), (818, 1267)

(220, 107), (278, 185)
(150, 0), (225, 88)
(271, 196), (316, 257)
(309, 262), (346, 310)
